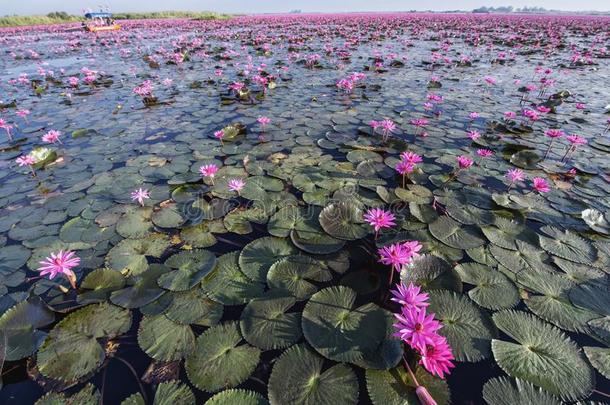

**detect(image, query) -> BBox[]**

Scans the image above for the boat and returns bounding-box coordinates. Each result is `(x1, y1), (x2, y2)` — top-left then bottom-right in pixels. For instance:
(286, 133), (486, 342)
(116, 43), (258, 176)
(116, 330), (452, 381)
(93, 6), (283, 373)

(83, 12), (121, 32)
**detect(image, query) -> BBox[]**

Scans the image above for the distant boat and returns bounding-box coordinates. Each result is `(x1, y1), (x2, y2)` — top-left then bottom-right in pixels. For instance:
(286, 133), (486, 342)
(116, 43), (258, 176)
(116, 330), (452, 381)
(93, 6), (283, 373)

(83, 12), (121, 32)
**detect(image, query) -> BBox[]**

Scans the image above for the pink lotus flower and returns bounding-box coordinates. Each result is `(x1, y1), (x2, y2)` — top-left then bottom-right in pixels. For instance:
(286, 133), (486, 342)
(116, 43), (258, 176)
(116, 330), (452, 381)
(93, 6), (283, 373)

(390, 282), (429, 310)
(467, 130), (481, 141)
(42, 130), (62, 144)
(38, 250), (80, 289)
(419, 334), (455, 379)
(378, 243), (415, 273)
(457, 155), (473, 170)
(257, 116), (271, 129)
(199, 164), (219, 181)
(536, 105), (551, 113)
(566, 134), (587, 145)
(393, 306), (443, 352)
(469, 112), (479, 120)
(380, 119), (396, 141)
(16, 154), (37, 176)
(162, 78), (173, 86)
(545, 129), (564, 138)
(131, 188), (150, 206)
(400, 151), (423, 164)
(503, 111), (516, 120)
(68, 76), (79, 87)
(532, 177), (550, 193)
(214, 130), (225, 143)
(0, 118), (14, 141)
(363, 208), (396, 234)
(575, 103), (586, 110)
(506, 168), (525, 183)
(477, 149), (493, 157)
(16, 109), (30, 119)
(396, 160), (415, 176)
(228, 178), (245, 193)
(484, 76), (497, 85)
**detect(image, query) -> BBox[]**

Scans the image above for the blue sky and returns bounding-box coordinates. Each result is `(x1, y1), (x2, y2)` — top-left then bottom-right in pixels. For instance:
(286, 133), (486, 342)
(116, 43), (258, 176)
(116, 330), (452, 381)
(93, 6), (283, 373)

(2, 0), (607, 15)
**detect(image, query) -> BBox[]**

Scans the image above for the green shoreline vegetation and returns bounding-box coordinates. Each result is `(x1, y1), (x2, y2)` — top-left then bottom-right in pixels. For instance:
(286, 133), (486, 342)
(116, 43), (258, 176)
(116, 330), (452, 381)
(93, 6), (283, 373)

(0, 11), (232, 27)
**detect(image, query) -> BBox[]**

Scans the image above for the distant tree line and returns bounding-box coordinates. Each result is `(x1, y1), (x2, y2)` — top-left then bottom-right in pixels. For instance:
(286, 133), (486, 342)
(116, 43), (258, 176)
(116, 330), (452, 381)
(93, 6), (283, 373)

(472, 6), (549, 13)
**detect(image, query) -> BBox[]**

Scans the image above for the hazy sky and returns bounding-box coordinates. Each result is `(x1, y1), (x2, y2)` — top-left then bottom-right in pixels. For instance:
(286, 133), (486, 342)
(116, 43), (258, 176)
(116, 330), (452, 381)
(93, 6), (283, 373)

(2, 0), (607, 15)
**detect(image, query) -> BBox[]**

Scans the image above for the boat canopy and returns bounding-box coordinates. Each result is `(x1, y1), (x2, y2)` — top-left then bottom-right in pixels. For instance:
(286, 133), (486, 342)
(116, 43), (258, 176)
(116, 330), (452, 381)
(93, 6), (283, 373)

(84, 12), (113, 19)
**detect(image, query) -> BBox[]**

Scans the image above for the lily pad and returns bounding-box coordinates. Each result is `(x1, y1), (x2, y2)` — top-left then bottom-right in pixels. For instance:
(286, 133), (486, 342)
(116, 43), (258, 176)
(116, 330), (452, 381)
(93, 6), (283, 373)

(158, 249), (216, 291)
(240, 293), (302, 350)
(137, 315), (196, 361)
(428, 290), (497, 362)
(206, 389), (269, 405)
(302, 286), (387, 363)
(201, 251), (265, 305)
(491, 309), (595, 401)
(429, 216), (485, 249)
(319, 201), (367, 240)
(37, 303), (131, 382)
(267, 255), (332, 300)
(268, 344), (359, 405)
(454, 262), (519, 310)
(482, 377), (561, 405)
(366, 365), (450, 405)
(185, 321), (260, 393)
(239, 237), (298, 282)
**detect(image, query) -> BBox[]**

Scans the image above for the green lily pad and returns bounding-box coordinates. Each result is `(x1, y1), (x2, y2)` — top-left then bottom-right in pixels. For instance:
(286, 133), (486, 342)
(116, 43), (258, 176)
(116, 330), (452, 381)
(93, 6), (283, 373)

(152, 203), (186, 228)
(584, 346), (610, 380)
(110, 264), (170, 309)
(158, 249), (216, 291)
(164, 288), (223, 326)
(185, 321), (260, 393)
(239, 237), (298, 282)
(454, 262), (519, 310)
(201, 251), (265, 305)
(366, 365), (450, 405)
(37, 303), (131, 382)
(429, 216), (485, 249)
(35, 383), (100, 405)
(539, 226), (597, 265)
(106, 234), (171, 276)
(319, 201), (367, 240)
(206, 389), (269, 405)
(77, 268), (125, 304)
(116, 207), (154, 239)
(428, 290), (497, 362)
(491, 310), (595, 401)
(482, 377), (561, 405)
(267, 255), (332, 300)
(400, 255), (462, 293)
(240, 293), (302, 350)
(302, 286), (387, 363)
(0, 296), (54, 361)
(137, 314), (196, 361)
(268, 344), (359, 405)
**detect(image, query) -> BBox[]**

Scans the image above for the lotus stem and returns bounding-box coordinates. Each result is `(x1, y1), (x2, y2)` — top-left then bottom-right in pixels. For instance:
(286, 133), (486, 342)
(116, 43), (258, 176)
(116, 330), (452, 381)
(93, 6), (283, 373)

(114, 356), (148, 404)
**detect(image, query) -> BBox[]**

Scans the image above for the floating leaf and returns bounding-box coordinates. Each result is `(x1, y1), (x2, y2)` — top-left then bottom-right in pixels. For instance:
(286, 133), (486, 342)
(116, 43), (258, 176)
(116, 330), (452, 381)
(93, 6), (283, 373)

(491, 310), (595, 401)
(152, 203), (185, 228)
(584, 347), (610, 380)
(159, 249), (216, 291)
(267, 255), (332, 300)
(137, 315), (195, 361)
(240, 293), (301, 350)
(239, 237), (298, 282)
(201, 251), (264, 305)
(206, 389), (269, 405)
(106, 234), (171, 276)
(539, 226), (597, 265)
(163, 289), (223, 326)
(0, 296), (54, 361)
(116, 207), (154, 239)
(302, 286), (387, 363)
(185, 321), (260, 393)
(482, 377), (561, 405)
(35, 383), (100, 405)
(454, 262), (519, 310)
(77, 268), (125, 304)
(366, 365), (450, 405)
(37, 303), (131, 382)
(429, 216), (485, 249)
(110, 264), (170, 309)
(268, 344), (359, 405)
(428, 290), (497, 362)
(400, 254), (462, 292)
(319, 201), (367, 240)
